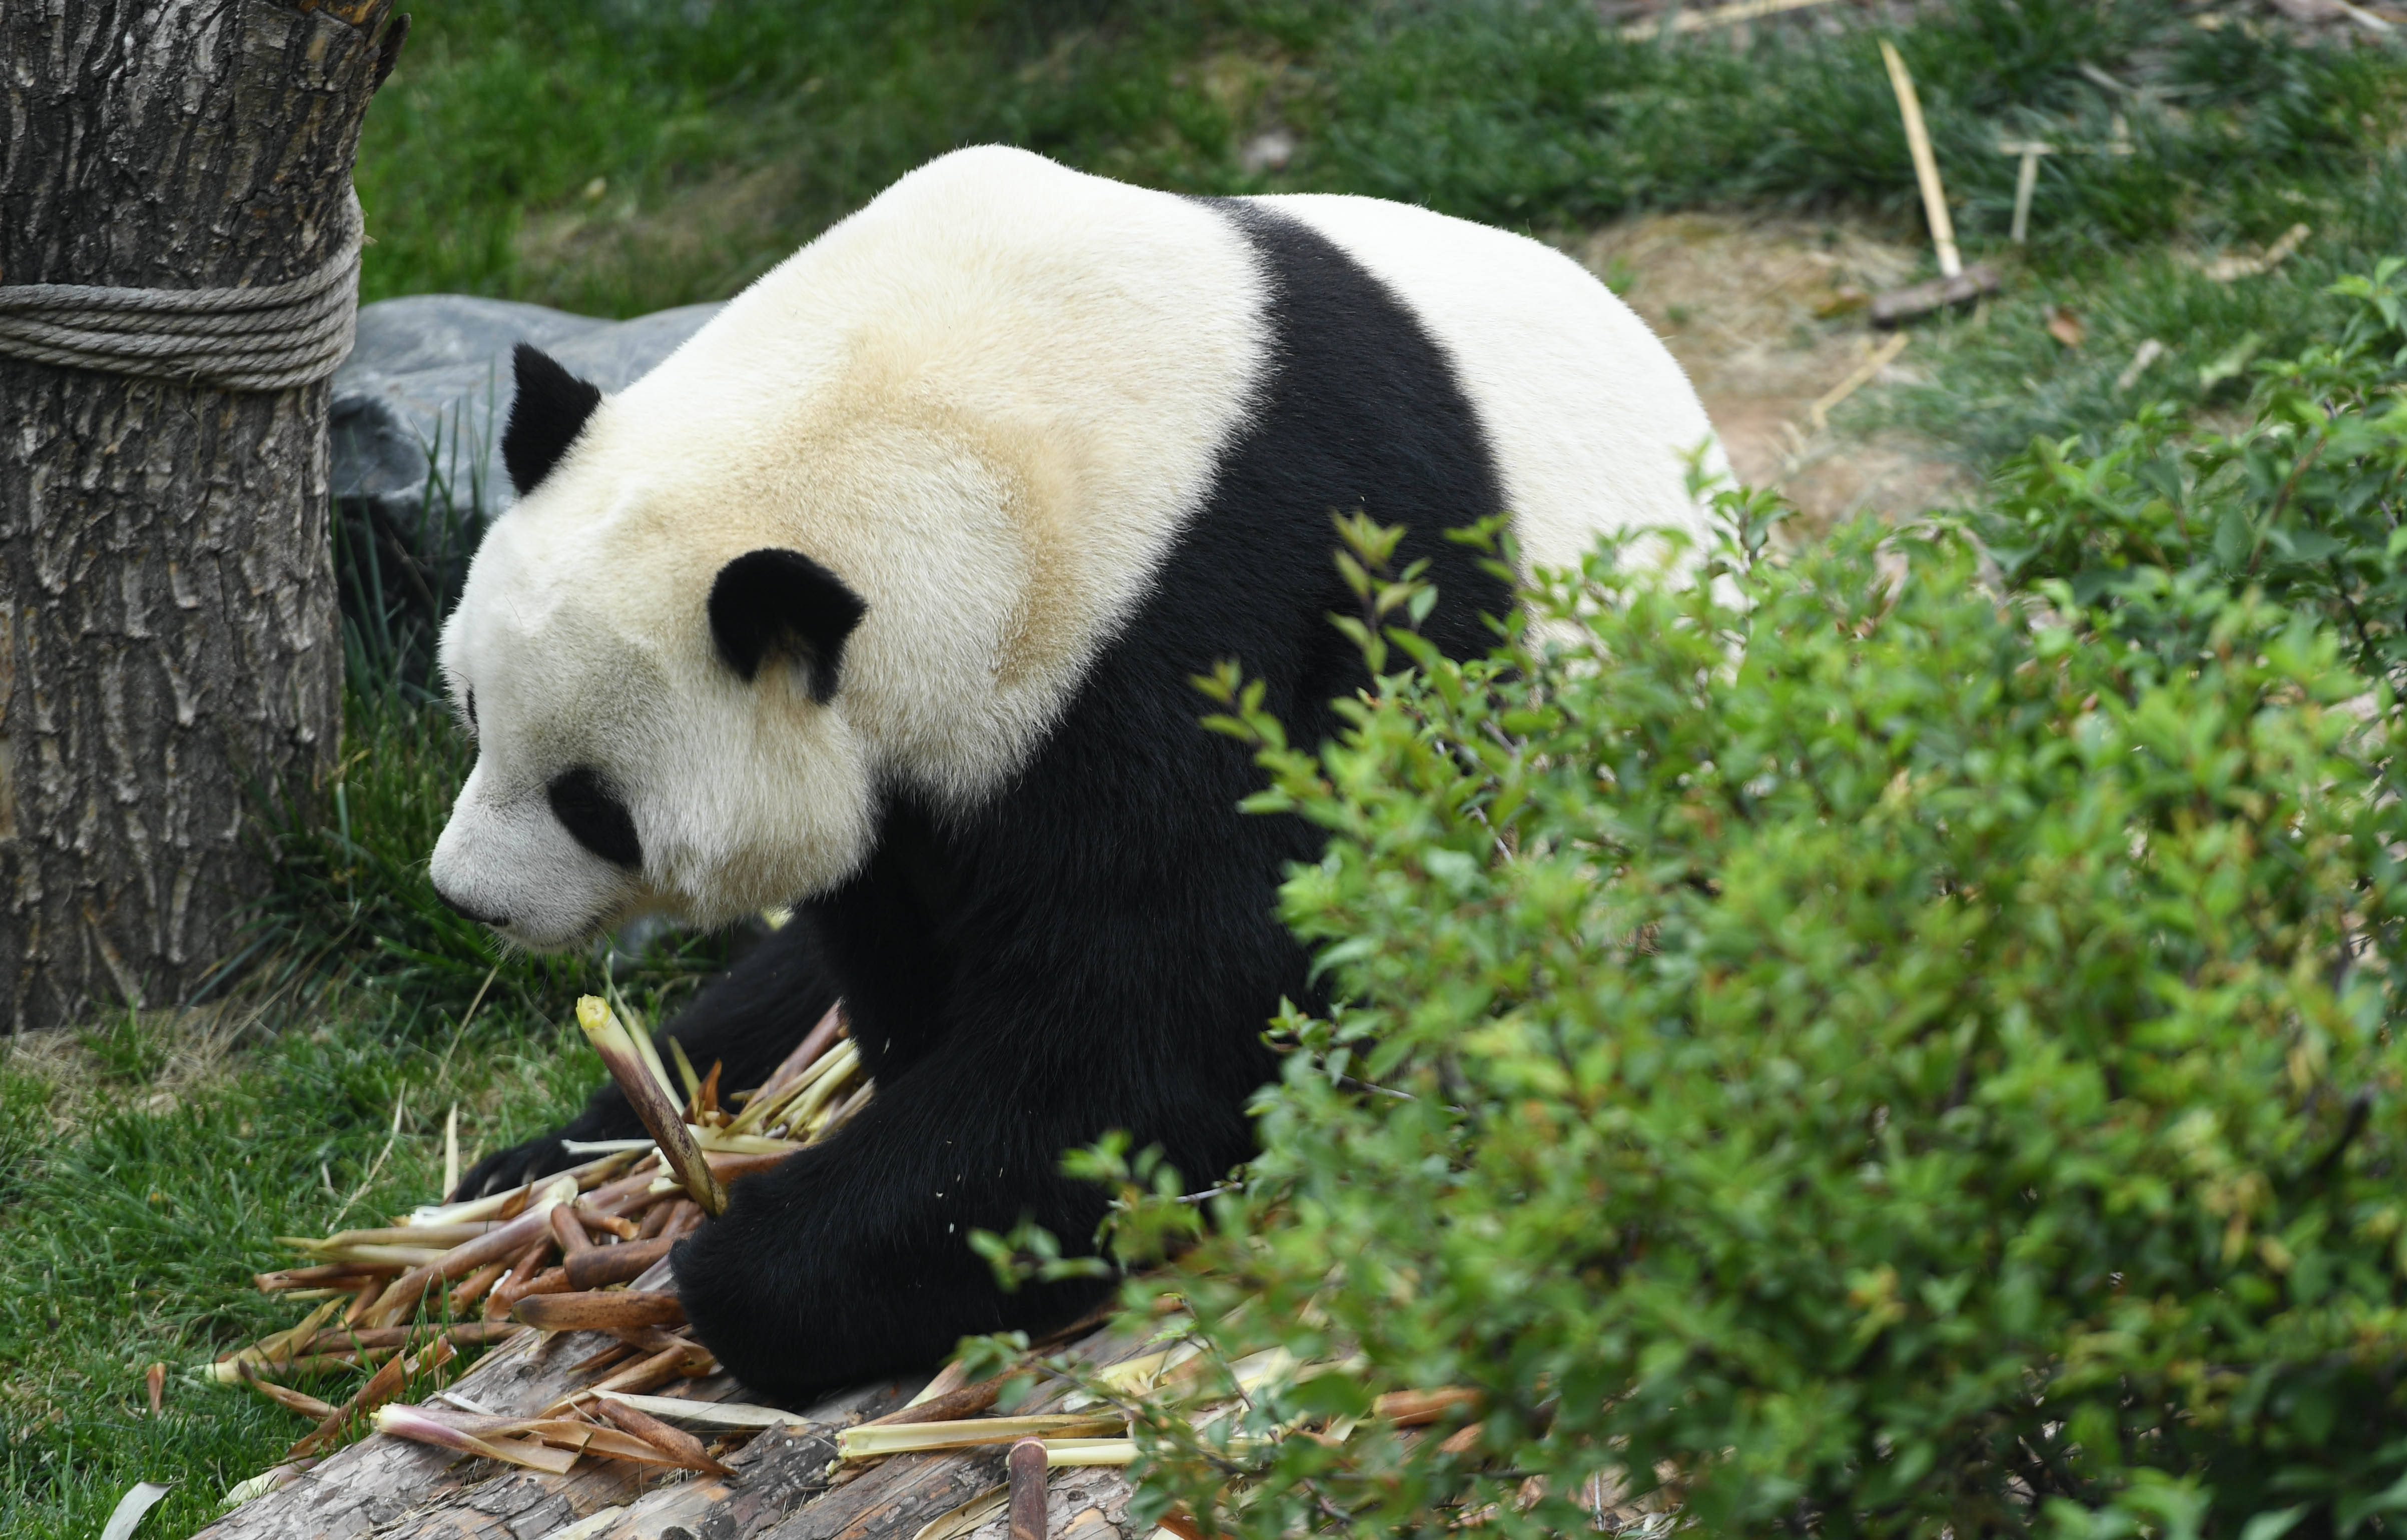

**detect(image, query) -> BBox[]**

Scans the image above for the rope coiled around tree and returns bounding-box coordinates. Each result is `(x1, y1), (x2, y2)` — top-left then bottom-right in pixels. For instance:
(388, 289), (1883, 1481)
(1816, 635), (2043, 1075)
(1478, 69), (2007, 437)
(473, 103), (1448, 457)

(0, 189), (362, 393)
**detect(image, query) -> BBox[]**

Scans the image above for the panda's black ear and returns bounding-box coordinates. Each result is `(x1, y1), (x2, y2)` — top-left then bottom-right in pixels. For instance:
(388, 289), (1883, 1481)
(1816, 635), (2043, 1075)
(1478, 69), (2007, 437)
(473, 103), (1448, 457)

(501, 344), (604, 497)
(708, 548), (868, 703)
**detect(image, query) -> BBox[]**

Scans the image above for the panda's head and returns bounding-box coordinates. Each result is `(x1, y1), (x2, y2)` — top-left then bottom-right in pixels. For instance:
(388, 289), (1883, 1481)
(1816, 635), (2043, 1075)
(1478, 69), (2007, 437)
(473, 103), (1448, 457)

(427, 345), (880, 950)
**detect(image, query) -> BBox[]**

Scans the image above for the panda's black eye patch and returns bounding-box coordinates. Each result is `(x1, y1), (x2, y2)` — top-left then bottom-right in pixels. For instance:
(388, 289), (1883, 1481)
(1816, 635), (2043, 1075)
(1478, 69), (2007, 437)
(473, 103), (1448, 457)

(547, 767), (642, 871)
(462, 689), (477, 736)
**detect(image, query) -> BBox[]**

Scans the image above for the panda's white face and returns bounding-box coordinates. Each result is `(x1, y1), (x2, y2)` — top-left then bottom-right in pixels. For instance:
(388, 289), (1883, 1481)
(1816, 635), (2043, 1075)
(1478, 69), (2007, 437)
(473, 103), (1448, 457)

(429, 475), (881, 950)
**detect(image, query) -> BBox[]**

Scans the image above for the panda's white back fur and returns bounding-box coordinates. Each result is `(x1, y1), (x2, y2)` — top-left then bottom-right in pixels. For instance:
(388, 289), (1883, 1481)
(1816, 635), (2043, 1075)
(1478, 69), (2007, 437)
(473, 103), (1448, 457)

(1250, 192), (1715, 574)
(433, 146), (1715, 948)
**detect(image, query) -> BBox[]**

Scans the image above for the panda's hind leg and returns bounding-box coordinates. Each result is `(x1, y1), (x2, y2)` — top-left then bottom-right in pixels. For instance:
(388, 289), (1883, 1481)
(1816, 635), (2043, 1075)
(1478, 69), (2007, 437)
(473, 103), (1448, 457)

(449, 919), (843, 1199)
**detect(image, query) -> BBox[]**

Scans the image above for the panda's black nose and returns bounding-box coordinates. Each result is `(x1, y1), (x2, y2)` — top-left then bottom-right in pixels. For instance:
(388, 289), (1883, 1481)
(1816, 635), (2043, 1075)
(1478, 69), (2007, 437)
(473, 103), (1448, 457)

(433, 886), (509, 929)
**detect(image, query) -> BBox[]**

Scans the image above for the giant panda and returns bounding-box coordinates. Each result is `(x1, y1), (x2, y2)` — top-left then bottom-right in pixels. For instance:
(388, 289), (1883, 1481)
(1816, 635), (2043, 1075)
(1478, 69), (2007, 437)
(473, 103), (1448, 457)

(433, 145), (1717, 1401)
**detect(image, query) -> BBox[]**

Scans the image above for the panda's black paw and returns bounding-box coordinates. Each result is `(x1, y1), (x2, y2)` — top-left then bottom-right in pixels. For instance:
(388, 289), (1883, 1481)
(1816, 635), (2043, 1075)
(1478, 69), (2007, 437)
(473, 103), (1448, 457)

(668, 1150), (1112, 1404)
(448, 1133), (579, 1202)
(448, 1086), (648, 1201)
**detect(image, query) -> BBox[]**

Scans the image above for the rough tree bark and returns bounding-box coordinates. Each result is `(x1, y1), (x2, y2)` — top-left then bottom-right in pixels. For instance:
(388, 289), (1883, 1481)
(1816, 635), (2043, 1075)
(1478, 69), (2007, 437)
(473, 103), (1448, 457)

(0, 0), (402, 1033)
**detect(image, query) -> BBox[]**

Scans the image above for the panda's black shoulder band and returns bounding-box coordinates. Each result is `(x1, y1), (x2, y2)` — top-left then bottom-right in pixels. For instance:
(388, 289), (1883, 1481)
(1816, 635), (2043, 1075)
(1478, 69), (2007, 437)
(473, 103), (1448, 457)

(708, 548), (868, 702)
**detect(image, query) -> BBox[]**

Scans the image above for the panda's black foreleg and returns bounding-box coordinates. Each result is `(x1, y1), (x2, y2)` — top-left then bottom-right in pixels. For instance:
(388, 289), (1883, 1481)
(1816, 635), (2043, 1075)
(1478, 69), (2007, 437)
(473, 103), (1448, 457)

(667, 1028), (1219, 1403)
(449, 919), (843, 1199)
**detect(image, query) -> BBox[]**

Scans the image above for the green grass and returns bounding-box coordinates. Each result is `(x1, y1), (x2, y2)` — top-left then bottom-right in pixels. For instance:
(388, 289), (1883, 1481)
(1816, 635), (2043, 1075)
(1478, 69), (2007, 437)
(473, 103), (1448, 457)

(353, 0), (2407, 467)
(0, 988), (595, 1539)
(355, 0), (1247, 315)
(0, 685), (726, 1539)
(7, 4), (2405, 1534)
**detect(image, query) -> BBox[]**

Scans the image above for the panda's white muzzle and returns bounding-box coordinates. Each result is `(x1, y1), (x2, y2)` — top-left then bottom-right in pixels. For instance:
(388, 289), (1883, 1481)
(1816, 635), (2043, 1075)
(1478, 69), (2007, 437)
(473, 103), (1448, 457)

(429, 764), (639, 951)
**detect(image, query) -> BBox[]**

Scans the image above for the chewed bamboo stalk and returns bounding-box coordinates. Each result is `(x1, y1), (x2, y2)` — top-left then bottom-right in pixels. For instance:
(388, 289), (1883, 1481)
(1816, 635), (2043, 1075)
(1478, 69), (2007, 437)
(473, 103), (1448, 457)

(1010, 1438), (1048, 1540)
(729, 1035), (859, 1138)
(289, 1243), (452, 1268)
(290, 1336), (458, 1458)
(644, 1152), (792, 1201)
(864, 1373), (1007, 1428)
(398, 1150), (630, 1229)
(573, 1202), (640, 1239)
(577, 996), (727, 1217)
(254, 1263), (398, 1292)
(215, 999), (894, 1492)
(593, 1394), (735, 1475)
(216, 1459), (317, 1510)
(582, 1391), (803, 1429)
(544, 1338), (716, 1414)
(836, 1413), (1128, 1460)
(216, 1296), (344, 1375)
(284, 1223), (498, 1253)
(236, 1363), (336, 1421)
(562, 1234), (673, 1290)
(731, 1001), (845, 1121)
(362, 1174), (578, 1326)
(1038, 1439), (1139, 1468)
(779, 1040), (863, 1135)
(512, 1289), (685, 1332)
(667, 1034), (705, 1108)
(1373, 1387), (1481, 1426)
(289, 1321), (523, 1356)
(816, 1080), (875, 1138)
(604, 1324), (696, 1356)
(372, 1404), (579, 1474)
(207, 1350), (397, 1384)
(520, 1416), (716, 1470)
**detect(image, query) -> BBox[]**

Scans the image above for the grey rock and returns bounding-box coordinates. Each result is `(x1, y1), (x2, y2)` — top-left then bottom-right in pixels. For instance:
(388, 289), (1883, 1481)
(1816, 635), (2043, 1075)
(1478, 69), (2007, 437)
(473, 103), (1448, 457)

(330, 294), (724, 527)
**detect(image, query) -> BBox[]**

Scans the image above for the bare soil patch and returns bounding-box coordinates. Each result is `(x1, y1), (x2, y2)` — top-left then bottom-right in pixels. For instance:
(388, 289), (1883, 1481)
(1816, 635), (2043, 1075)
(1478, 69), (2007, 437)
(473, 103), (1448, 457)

(1577, 212), (1975, 529)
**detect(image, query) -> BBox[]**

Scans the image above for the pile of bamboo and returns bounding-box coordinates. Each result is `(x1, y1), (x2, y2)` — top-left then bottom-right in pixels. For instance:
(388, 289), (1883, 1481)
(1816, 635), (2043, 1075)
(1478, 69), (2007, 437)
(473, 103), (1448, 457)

(211, 993), (1495, 1534)
(216, 994), (869, 1496)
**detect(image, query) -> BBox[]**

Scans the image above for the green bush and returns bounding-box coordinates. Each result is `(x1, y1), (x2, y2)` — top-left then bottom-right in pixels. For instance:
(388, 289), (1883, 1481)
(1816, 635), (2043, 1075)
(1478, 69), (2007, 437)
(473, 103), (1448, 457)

(1984, 260), (2407, 697)
(1041, 303), (2407, 1539)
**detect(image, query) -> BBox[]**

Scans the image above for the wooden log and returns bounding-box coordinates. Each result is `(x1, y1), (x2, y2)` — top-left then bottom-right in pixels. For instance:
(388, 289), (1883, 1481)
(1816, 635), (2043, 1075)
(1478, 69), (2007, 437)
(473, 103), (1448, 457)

(197, 1308), (1144, 1540)
(772, 1444), (1013, 1540)
(1870, 263), (2001, 327)
(570, 1380), (911, 1540)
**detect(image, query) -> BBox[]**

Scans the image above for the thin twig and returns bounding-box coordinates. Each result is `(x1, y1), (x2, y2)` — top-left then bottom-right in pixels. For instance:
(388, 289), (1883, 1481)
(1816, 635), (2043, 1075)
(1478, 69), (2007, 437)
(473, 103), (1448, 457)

(432, 964), (500, 1089)
(1618, 0), (1841, 39)
(1879, 40), (1960, 279)
(333, 1088), (409, 1224)
(1809, 334), (1911, 432)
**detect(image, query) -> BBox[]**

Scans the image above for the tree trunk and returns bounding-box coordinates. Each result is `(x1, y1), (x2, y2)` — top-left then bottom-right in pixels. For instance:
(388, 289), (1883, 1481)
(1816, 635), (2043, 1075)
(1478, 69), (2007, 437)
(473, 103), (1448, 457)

(0, 0), (399, 1033)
